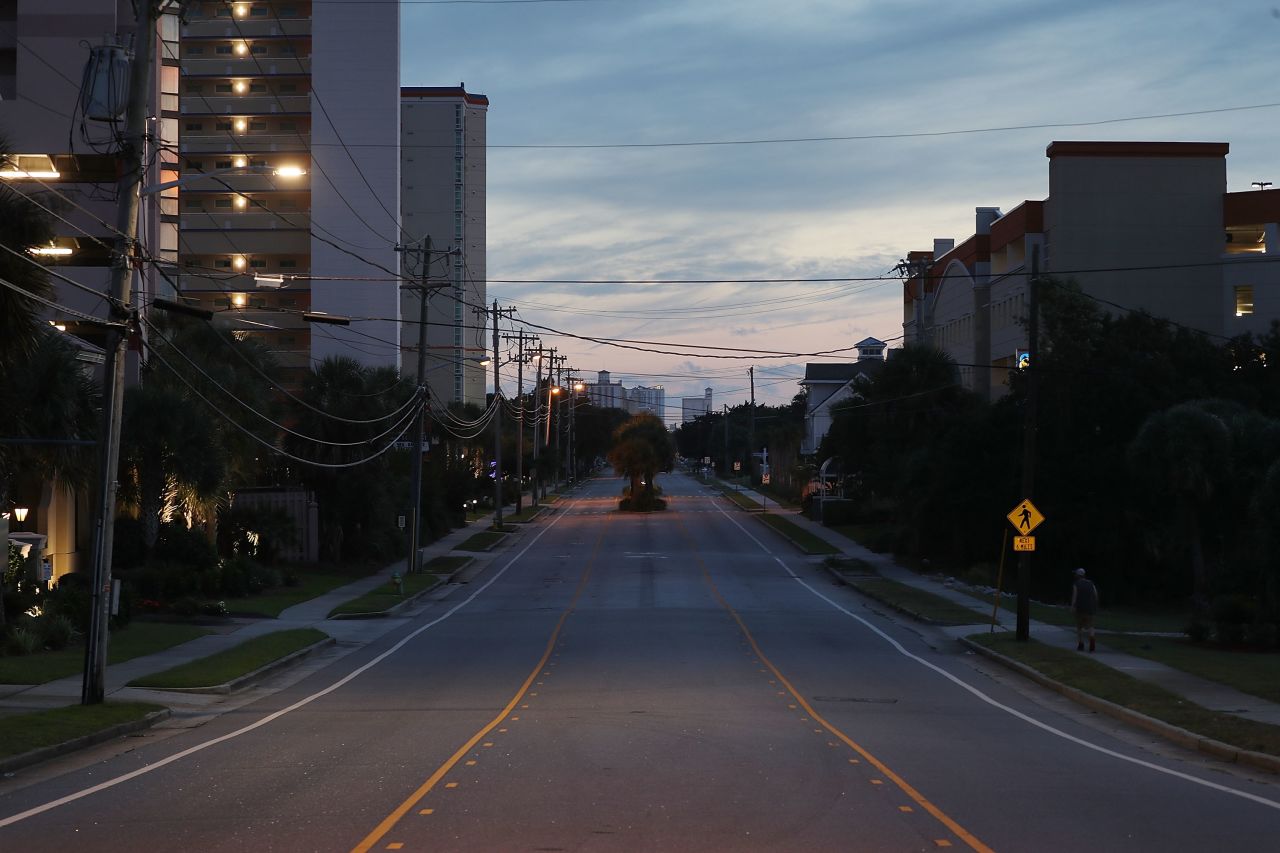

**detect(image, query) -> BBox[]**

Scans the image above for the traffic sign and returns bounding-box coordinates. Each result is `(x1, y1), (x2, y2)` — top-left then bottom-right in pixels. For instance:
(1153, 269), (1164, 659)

(733, 461), (741, 471)
(1006, 499), (1045, 535)
(1013, 536), (1036, 552)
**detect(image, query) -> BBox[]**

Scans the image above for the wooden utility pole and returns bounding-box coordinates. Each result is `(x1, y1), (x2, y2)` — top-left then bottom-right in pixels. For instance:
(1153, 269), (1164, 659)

(1016, 247), (1041, 642)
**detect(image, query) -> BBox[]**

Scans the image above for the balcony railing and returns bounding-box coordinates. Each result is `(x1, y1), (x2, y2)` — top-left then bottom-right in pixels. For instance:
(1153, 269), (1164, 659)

(181, 56), (311, 77)
(181, 94), (312, 115)
(181, 211), (310, 231)
(182, 18), (311, 40)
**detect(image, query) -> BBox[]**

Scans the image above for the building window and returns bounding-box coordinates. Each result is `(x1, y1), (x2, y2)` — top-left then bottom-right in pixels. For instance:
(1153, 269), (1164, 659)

(280, 259), (297, 268)
(214, 159), (233, 169)
(250, 83), (266, 93)
(184, 122), (204, 131)
(251, 46), (269, 56)
(215, 198), (232, 208)
(216, 121), (233, 131)
(1235, 285), (1255, 317)
(215, 83), (232, 93)
(184, 198), (204, 209)
(281, 45), (297, 56)
(215, 45), (233, 55)
(249, 121), (267, 130)
(250, 6), (268, 15)
(278, 121), (296, 131)
(216, 258), (232, 268)
(280, 83), (298, 93)
(187, 45), (205, 56)
(185, 82), (204, 93)
(250, 259), (267, 268)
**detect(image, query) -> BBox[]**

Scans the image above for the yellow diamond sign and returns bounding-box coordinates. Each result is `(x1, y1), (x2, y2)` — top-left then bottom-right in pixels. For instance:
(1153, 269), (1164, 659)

(1007, 499), (1045, 535)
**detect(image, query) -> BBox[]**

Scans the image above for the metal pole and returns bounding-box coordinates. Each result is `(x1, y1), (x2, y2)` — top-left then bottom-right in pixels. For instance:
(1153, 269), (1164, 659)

(82, 2), (156, 705)
(406, 237), (431, 574)
(492, 300), (502, 529)
(1016, 247), (1040, 642)
(511, 331), (526, 514)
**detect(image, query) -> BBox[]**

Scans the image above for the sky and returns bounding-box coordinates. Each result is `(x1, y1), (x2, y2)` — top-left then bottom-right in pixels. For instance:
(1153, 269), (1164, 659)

(400, 0), (1280, 421)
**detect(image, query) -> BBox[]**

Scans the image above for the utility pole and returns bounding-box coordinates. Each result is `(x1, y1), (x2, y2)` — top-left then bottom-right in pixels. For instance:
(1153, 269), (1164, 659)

(748, 366), (756, 484)
(489, 301), (515, 527)
(395, 236), (451, 574)
(1016, 247), (1041, 642)
(83, 1), (156, 705)
(723, 404), (729, 477)
(530, 346), (548, 505)
(553, 358), (563, 490)
(503, 330), (535, 514)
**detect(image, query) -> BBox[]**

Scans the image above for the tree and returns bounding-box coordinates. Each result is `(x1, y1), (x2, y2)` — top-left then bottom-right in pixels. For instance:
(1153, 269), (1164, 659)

(608, 413), (674, 509)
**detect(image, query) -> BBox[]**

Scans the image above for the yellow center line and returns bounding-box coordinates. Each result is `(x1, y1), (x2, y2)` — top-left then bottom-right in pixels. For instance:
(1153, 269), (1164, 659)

(350, 515), (609, 853)
(677, 516), (995, 853)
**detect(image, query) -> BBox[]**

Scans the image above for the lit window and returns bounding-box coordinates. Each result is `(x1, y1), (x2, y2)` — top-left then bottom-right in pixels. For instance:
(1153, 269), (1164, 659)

(1235, 285), (1255, 317)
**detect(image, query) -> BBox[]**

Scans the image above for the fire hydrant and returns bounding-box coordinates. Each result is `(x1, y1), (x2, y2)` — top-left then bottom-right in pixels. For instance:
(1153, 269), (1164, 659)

(391, 571), (404, 595)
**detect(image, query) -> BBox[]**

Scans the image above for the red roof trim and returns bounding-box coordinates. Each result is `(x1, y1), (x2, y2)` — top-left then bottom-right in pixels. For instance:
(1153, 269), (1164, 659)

(990, 200), (1045, 252)
(401, 86), (489, 106)
(1224, 190), (1280, 226)
(1046, 141), (1228, 159)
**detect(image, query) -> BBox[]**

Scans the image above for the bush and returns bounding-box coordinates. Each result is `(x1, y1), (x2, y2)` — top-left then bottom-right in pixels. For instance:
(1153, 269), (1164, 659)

(171, 596), (199, 617)
(4, 624), (41, 656)
(153, 522), (217, 571)
(198, 600), (228, 617)
(46, 572), (93, 633)
(112, 516), (147, 570)
(1212, 594), (1256, 645)
(38, 613), (76, 650)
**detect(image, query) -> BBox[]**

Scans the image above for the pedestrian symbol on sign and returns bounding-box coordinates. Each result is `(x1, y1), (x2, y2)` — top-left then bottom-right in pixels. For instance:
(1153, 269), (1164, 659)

(1006, 499), (1045, 535)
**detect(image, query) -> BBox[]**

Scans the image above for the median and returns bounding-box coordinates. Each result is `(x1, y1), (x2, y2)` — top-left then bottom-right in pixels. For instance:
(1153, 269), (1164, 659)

(327, 557), (469, 618)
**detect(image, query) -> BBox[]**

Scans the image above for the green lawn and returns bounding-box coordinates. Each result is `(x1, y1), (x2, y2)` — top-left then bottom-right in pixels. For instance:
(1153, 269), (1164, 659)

(328, 571), (444, 617)
(1099, 633), (1280, 705)
(0, 622), (210, 685)
(959, 589), (1188, 634)
(720, 489), (761, 510)
(228, 571), (368, 617)
(128, 628), (328, 689)
(1, 702), (167, 761)
(504, 506), (543, 523)
(756, 514), (840, 555)
(848, 577), (988, 626)
(829, 523), (893, 552)
(455, 528), (511, 552)
(969, 633), (1280, 758)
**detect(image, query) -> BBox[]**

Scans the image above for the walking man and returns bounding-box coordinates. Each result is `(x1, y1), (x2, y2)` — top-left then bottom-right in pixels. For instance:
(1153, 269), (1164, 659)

(1071, 567), (1099, 652)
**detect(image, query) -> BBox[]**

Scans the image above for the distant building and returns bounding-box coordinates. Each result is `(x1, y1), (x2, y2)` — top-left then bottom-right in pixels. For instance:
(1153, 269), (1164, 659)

(628, 385), (666, 419)
(400, 84), (489, 406)
(681, 387), (713, 424)
(903, 141), (1280, 400)
(584, 370), (627, 409)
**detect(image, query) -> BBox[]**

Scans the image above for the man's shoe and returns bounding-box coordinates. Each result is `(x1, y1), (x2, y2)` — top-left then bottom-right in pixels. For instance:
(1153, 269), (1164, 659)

(1077, 642), (1085, 651)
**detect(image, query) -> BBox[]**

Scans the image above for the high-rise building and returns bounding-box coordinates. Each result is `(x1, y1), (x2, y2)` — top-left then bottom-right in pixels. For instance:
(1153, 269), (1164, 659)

(627, 384), (665, 419)
(584, 370), (626, 409)
(176, 0), (401, 380)
(400, 85), (488, 407)
(681, 387), (713, 424)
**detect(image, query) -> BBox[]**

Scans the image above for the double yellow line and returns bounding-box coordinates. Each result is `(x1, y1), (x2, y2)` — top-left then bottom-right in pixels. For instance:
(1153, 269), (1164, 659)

(351, 515), (608, 853)
(679, 514), (994, 853)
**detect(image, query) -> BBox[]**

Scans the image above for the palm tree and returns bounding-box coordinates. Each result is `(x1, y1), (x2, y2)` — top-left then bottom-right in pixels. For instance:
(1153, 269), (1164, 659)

(608, 413), (674, 509)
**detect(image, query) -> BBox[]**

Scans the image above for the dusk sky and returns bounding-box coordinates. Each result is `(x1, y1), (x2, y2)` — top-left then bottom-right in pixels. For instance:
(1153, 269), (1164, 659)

(402, 0), (1279, 419)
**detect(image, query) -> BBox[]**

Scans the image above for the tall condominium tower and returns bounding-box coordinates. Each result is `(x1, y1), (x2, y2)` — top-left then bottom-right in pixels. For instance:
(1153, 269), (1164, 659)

(177, 1), (401, 379)
(400, 85), (488, 407)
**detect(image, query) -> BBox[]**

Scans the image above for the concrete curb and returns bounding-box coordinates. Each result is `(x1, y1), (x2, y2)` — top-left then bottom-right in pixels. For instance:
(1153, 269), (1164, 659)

(327, 560), (476, 620)
(140, 636), (336, 695)
(0, 708), (171, 775)
(959, 637), (1280, 775)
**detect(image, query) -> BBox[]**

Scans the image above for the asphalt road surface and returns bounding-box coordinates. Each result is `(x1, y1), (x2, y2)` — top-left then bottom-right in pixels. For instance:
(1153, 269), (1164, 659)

(2, 473), (1279, 851)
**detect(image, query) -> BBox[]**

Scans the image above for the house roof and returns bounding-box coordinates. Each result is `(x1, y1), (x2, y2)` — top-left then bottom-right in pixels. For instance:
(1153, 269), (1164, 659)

(800, 362), (882, 384)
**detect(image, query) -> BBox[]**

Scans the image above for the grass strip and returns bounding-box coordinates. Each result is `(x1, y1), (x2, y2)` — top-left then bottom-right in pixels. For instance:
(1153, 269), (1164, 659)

(229, 572), (369, 618)
(720, 489), (761, 510)
(0, 702), (166, 760)
(128, 628), (327, 689)
(328, 572), (443, 617)
(829, 523), (893, 553)
(848, 577), (988, 626)
(957, 589), (1188, 634)
(504, 506), (543, 523)
(969, 633), (1280, 758)
(456, 529), (511, 552)
(757, 514), (841, 555)
(1098, 633), (1280, 705)
(0, 622), (210, 685)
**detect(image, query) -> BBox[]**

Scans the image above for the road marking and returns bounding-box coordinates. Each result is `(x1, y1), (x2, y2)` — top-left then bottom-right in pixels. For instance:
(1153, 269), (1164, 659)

(386, 844), (403, 850)
(0, 493), (594, 831)
(465, 760), (476, 766)
(679, 517), (991, 853)
(709, 497), (1280, 814)
(349, 515), (609, 853)
(900, 806), (915, 813)
(444, 782), (458, 789)
(418, 809), (433, 815)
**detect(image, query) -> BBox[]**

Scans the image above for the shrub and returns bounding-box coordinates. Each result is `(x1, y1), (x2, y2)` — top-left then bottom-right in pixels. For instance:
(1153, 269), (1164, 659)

(46, 572), (93, 633)
(171, 596), (199, 617)
(38, 613), (76, 650)
(112, 516), (147, 570)
(4, 624), (41, 656)
(198, 600), (228, 617)
(153, 521), (217, 571)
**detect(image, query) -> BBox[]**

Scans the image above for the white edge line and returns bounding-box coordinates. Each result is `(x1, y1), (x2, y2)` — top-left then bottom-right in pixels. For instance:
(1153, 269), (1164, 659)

(0, 499), (581, 829)
(712, 497), (1280, 812)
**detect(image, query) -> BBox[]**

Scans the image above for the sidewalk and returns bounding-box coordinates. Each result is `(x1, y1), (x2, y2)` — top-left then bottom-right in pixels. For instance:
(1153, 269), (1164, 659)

(0, 503), (522, 716)
(721, 482), (1280, 728)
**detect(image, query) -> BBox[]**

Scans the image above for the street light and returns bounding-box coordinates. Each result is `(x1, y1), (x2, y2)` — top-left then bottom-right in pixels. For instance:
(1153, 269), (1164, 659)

(140, 164), (307, 196)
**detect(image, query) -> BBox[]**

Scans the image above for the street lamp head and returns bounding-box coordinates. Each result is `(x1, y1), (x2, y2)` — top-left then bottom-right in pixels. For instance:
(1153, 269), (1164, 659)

(13, 506), (29, 522)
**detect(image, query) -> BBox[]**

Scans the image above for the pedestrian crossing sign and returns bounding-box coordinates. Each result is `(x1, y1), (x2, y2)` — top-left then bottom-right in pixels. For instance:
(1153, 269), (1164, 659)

(1006, 499), (1045, 535)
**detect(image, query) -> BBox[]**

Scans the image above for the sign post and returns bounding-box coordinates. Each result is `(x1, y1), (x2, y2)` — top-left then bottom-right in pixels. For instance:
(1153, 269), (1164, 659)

(1006, 498), (1046, 640)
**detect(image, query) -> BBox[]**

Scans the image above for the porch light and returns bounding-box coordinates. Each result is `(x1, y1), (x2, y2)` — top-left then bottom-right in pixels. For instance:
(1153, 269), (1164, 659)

(29, 244), (74, 257)
(13, 507), (28, 522)
(274, 165), (306, 178)
(48, 320), (67, 331)
(234, 119), (247, 132)
(233, 256), (247, 270)
(234, 81), (248, 94)
(234, 195), (247, 208)
(231, 293), (247, 307)
(234, 156), (247, 168)
(235, 42), (249, 56)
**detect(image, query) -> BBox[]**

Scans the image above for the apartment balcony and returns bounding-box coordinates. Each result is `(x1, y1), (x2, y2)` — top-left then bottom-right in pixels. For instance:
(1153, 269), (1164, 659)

(174, 173), (311, 196)
(181, 57), (311, 77)
(181, 94), (312, 115)
(173, 273), (312, 295)
(182, 18), (311, 40)
(180, 228), (310, 255)
(181, 211), (310, 231)
(180, 133), (312, 154)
